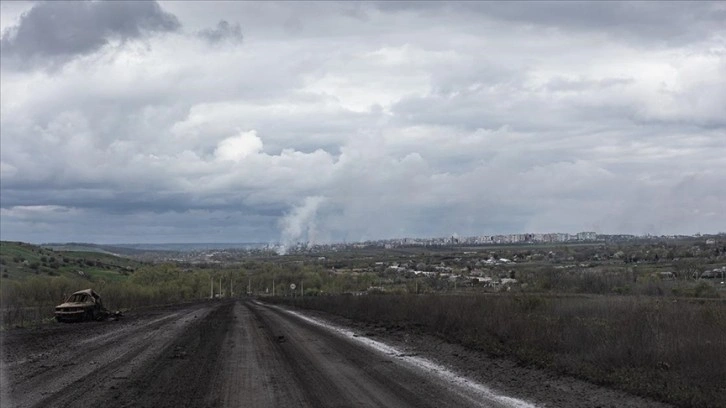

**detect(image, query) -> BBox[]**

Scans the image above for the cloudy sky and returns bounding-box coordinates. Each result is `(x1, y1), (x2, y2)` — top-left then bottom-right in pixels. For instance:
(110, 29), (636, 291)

(1, 1), (724, 245)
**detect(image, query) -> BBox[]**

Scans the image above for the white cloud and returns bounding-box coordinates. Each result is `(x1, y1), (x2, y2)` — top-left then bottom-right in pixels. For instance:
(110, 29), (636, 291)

(214, 130), (264, 162)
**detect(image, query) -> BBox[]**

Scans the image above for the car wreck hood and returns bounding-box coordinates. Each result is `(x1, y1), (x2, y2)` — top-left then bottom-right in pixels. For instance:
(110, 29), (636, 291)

(56, 301), (93, 308)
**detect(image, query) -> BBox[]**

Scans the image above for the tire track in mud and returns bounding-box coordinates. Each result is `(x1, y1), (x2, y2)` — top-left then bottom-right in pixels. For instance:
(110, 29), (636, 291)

(103, 301), (311, 408)
(247, 301), (427, 407)
(203, 301), (309, 407)
(104, 301), (237, 408)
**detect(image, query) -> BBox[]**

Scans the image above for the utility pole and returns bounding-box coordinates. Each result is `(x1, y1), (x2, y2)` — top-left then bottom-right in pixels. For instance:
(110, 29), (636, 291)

(272, 279), (275, 297)
(210, 276), (213, 299)
(230, 275), (233, 298)
(219, 277), (222, 298)
(248, 277), (251, 296)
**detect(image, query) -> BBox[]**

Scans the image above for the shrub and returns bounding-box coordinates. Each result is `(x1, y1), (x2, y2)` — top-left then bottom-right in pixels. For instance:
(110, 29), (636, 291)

(693, 281), (719, 298)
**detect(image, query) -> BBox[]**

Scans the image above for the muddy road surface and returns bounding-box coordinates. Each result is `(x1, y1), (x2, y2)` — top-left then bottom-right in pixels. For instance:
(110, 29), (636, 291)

(1, 300), (669, 408)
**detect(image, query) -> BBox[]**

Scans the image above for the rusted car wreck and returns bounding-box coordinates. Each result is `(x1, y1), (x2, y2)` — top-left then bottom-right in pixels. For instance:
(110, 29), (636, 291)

(55, 289), (115, 322)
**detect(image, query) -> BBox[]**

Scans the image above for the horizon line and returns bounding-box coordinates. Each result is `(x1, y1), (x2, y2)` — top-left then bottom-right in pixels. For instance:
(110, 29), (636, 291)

(2, 231), (721, 247)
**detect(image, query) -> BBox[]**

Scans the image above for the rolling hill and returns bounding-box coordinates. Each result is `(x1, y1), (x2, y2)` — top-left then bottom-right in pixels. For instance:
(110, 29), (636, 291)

(0, 241), (143, 282)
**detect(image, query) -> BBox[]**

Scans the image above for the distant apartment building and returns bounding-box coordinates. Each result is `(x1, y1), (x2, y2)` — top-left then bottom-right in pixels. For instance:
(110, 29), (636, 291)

(576, 232), (597, 241)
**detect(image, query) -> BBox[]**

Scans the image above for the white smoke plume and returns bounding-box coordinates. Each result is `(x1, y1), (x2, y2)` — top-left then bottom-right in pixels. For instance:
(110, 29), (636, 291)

(277, 196), (326, 254)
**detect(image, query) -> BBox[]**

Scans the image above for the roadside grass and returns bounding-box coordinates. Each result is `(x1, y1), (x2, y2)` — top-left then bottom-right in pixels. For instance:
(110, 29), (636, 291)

(85, 268), (129, 282)
(275, 294), (726, 408)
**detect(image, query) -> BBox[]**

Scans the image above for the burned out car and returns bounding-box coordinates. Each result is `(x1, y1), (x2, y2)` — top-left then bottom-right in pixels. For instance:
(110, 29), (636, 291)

(55, 289), (107, 322)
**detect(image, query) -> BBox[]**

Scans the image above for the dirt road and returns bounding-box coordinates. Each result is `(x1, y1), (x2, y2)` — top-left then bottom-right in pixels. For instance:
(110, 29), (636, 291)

(1, 300), (669, 408)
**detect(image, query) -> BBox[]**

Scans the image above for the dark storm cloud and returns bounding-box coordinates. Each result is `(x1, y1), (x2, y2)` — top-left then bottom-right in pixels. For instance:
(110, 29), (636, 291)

(0, 183), (287, 217)
(470, 1), (725, 40)
(198, 20), (243, 44)
(376, 1), (725, 45)
(0, 0), (180, 68)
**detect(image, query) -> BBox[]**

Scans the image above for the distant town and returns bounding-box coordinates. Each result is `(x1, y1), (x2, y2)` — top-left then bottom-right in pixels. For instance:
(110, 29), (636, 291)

(278, 231), (722, 253)
(39, 231), (724, 264)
